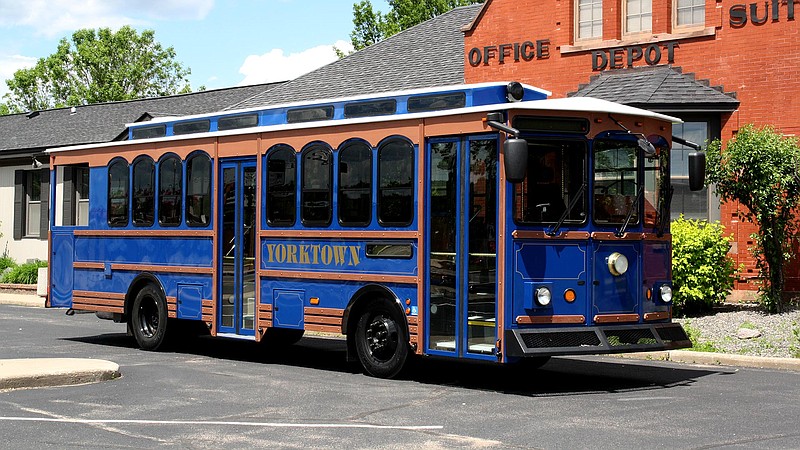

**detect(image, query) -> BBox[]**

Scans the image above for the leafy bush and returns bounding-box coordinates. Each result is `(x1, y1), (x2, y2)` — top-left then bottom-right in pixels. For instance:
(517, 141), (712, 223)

(672, 216), (736, 315)
(0, 254), (15, 272)
(1, 260), (47, 284)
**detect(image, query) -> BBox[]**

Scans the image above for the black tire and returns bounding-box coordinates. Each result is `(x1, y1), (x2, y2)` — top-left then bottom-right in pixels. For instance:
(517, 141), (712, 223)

(354, 300), (409, 378)
(131, 284), (169, 350)
(261, 328), (305, 346)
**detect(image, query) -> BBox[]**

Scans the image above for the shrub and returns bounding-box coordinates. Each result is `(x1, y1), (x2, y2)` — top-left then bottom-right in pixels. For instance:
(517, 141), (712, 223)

(671, 216), (736, 315)
(1, 260), (47, 284)
(0, 254), (15, 272)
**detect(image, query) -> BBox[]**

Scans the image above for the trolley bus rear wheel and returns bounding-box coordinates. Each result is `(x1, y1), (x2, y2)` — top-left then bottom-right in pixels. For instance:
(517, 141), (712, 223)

(355, 300), (408, 378)
(131, 284), (169, 351)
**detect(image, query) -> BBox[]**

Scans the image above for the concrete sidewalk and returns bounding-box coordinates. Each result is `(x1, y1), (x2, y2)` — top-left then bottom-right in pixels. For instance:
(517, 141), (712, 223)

(0, 291), (45, 308)
(0, 358), (120, 390)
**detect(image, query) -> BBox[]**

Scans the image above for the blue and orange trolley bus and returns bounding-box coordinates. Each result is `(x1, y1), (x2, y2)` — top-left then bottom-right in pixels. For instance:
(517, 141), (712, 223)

(47, 82), (704, 377)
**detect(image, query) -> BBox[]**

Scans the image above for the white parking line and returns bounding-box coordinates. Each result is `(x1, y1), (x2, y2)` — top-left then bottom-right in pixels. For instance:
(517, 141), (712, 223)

(0, 416), (443, 430)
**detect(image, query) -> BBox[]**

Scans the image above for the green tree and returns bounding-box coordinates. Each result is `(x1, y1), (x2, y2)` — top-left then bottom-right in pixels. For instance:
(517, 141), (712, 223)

(3, 26), (192, 113)
(706, 124), (800, 312)
(348, 0), (482, 51)
(0, 103), (9, 115)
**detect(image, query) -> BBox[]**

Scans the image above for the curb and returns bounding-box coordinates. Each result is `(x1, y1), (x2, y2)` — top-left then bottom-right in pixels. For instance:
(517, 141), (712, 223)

(618, 350), (800, 372)
(0, 293), (45, 308)
(0, 359), (120, 391)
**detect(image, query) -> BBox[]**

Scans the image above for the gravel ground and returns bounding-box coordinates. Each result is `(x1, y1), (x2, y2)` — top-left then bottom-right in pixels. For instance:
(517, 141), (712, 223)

(675, 306), (800, 358)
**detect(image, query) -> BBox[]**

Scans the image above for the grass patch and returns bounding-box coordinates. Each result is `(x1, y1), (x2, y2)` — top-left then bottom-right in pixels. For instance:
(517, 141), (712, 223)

(683, 320), (719, 353)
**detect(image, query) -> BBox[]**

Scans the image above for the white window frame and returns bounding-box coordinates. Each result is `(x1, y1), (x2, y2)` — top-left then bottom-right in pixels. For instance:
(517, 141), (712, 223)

(575, 0), (603, 41)
(25, 171), (42, 238)
(623, 0), (652, 36)
(674, 0), (706, 30)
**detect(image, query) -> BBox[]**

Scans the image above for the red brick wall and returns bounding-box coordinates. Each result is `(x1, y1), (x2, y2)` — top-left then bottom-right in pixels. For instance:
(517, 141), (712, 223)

(464, 0), (800, 291)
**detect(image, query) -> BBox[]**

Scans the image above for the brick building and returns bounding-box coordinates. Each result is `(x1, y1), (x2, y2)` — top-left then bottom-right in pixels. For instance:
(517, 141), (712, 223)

(462, 0), (799, 295)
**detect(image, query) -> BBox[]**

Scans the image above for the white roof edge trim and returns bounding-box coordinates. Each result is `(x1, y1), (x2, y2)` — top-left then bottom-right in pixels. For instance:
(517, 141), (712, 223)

(124, 82), (552, 127)
(48, 98), (678, 154)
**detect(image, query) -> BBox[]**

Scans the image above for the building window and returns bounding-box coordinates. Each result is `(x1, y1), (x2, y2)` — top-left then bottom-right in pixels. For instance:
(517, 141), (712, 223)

(625, 0), (652, 34)
(378, 138), (414, 226)
(338, 140), (373, 226)
(675, 0), (705, 28)
(159, 155), (182, 226)
(671, 121), (711, 221)
(266, 145), (297, 226)
(186, 152), (212, 227)
(14, 168), (50, 240)
(301, 144), (333, 226)
(108, 159), (129, 227)
(576, 0), (603, 40)
(59, 165), (90, 227)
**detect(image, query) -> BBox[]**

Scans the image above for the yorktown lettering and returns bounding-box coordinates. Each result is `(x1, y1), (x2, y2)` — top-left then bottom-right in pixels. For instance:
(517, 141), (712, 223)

(265, 243), (361, 267)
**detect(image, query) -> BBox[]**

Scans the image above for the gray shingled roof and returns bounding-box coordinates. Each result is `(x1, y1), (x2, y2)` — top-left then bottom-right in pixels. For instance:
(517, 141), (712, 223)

(228, 4), (482, 111)
(568, 65), (739, 112)
(0, 83), (281, 155)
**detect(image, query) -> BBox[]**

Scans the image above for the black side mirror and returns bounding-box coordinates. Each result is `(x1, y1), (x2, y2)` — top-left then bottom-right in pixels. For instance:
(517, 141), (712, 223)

(504, 138), (528, 183)
(688, 151), (706, 191)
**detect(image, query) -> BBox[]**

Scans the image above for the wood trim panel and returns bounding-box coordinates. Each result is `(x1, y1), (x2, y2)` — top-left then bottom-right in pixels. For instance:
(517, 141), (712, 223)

(202, 299), (214, 308)
(259, 269), (417, 284)
(644, 311), (670, 321)
(72, 295), (124, 314)
(73, 297), (124, 307)
(512, 230), (591, 240)
(73, 229), (214, 238)
(73, 290), (126, 300)
(110, 264), (213, 274)
(414, 120), (425, 355)
(304, 307), (344, 331)
(407, 315), (418, 325)
(304, 324), (342, 334)
(591, 232), (644, 241)
(72, 304), (124, 314)
(642, 233), (671, 242)
(515, 315), (586, 325)
(593, 313), (640, 324)
(257, 303), (273, 332)
(259, 230), (418, 239)
(73, 262), (105, 270)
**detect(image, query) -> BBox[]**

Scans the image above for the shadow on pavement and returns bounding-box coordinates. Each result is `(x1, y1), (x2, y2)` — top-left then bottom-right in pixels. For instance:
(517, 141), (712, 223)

(65, 332), (725, 397)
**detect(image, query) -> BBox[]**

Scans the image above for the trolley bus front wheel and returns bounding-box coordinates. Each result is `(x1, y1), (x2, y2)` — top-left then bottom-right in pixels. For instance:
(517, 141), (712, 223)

(355, 300), (408, 378)
(131, 284), (169, 351)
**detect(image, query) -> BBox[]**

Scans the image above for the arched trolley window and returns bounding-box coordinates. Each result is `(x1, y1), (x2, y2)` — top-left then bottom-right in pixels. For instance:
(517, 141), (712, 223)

(338, 140), (372, 226)
(301, 143), (333, 226)
(378, 138), (414, 226)
(266, 145), (297, 227)
(159, 154), (182, 226)
(186, 152), (212, 227)
(107, 158), (129, 227)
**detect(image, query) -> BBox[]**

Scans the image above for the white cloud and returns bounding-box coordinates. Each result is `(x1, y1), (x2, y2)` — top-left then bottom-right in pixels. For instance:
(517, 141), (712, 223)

(0, 0), (213, 37)
(238, 40), (354, 85)
(0, 54), (37, 97)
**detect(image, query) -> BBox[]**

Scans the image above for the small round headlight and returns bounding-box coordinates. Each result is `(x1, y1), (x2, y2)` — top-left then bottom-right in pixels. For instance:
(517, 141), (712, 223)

(535, 287), (552, 306)
(607, 252), (629, 276)
(660, 285), (673, 303)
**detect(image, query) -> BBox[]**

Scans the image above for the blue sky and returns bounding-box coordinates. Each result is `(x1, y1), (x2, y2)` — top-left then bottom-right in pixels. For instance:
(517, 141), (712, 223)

(0, 0), (390, 98)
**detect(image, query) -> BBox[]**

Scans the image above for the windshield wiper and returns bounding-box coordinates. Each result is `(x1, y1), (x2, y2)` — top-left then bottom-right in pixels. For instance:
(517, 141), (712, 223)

(616, 184), (644, 237)
(547, 183), (586, 237)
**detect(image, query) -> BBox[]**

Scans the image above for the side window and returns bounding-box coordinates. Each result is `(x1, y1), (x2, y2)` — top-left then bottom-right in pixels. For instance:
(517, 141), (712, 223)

(13, 168), (49, 239)
(159, 155), (182, 226)
(108, 159), (129, 227)
(338, 141), (372, 226)
(266, 145), (297, 226)
(186, 152), (212, 227)
(301, 144), (333, 226)
(378, 138), (414, 226)
(132, 157), (155, 227)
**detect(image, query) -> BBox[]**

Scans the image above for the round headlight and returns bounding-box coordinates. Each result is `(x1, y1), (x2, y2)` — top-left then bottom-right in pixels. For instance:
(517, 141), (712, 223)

(535, 287), (552, 306)
(660, 285), (673, 303)
(607, 252), (629, 276)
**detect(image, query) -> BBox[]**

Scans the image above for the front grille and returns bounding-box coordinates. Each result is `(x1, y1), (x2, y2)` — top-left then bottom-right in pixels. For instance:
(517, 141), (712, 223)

(656, 325), (690, 343)
(604, 328), (657, 347)
(521, 330), (601, 349)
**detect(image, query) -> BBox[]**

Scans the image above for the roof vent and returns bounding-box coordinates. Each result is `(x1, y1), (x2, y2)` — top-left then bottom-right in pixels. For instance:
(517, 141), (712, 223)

(70, 106), (77, 115)
(26, 111), (39, 119)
